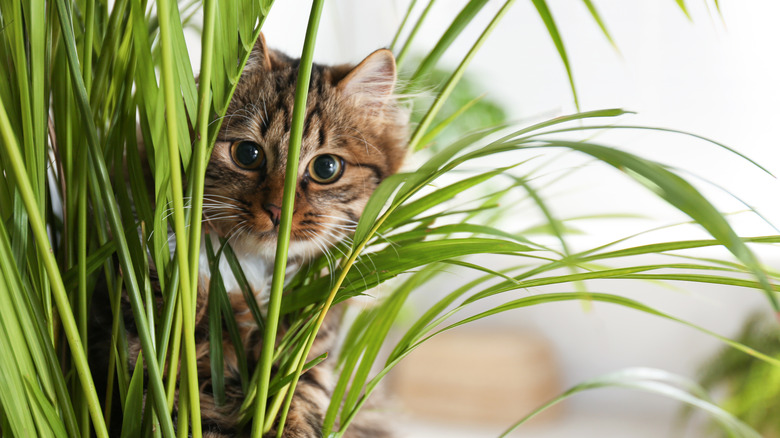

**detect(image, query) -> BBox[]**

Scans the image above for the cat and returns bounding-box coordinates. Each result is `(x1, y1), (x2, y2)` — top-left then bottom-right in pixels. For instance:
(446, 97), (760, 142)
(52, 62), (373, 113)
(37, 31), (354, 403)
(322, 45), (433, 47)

(93, 34), (408, 437)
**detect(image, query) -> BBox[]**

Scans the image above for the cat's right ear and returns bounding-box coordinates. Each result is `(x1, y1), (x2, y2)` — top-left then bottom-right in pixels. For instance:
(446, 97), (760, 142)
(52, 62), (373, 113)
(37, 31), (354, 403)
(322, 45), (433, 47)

(337, 49), (397, 107)
(246, 33), (274, 71)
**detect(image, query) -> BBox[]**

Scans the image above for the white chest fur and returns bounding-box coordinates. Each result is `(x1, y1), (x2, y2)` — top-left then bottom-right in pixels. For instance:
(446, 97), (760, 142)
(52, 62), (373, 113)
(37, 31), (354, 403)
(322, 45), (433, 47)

(197, 233), (300, 311)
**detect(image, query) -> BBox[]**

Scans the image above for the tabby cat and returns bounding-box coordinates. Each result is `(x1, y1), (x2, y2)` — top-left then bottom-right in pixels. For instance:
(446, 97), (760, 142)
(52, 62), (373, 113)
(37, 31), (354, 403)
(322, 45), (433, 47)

(95, 35), (408, 437)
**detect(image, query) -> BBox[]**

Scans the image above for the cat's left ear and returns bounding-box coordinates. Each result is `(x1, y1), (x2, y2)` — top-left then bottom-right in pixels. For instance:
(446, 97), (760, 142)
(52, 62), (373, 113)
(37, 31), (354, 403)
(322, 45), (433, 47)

(247, 33), (275, 71)
(337, 49), (396, 106)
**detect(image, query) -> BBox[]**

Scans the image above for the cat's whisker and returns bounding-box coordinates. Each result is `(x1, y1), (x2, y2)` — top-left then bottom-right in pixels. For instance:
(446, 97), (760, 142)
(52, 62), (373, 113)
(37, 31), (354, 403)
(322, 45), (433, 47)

(314, 214), (360, 228)
(204, 194), (244, 204)
(303, 230), (336, 285)
(248, 102), (268, 133)
(223, 219), (249, 243)
(345, 127), (384, 156)
(202, 199), (239, 207)
(313, 227), (372, 288)
(319, 222), (358, 231)
(201, 207), (241, 216)
(320, 230), (355, 250)
(314, 216), (360, 234)
(317, 222), (390, 283)
(230, 224), (252, 246)
(220, 111), (255, 136)
(319, 224), (356, 242)
(349, 247), (379, 287)
(316, 229), (355, 255)
(306, 240), (334, 284)
(322, 235), (351, 261)
(208, 114), (229, 128)
(202, 216), (244, 227)
(327, 228), (358, 236)
(203, 212), (244, 221)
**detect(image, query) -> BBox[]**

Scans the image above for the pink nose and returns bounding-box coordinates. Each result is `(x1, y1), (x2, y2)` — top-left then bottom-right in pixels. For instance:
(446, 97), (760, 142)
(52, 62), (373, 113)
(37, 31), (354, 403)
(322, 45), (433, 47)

(263, 203), (282, 226)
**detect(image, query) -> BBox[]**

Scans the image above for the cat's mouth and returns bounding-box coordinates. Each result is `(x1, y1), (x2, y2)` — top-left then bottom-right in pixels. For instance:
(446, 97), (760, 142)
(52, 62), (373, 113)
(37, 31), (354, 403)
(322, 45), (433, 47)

(202, 200), (356, 262)
(209, 221), (345, 262)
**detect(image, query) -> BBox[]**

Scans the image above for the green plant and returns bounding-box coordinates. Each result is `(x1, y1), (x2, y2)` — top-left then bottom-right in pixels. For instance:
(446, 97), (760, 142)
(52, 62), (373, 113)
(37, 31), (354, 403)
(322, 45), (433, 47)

(689, 311), (780, 437)
(0, 1), (776, 438)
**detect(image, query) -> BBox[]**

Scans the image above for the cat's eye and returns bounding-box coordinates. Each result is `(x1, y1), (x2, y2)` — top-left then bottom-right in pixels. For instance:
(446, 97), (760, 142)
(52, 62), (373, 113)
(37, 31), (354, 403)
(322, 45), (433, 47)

(230, 141), (265, 170)
(307, 154), (344, 184)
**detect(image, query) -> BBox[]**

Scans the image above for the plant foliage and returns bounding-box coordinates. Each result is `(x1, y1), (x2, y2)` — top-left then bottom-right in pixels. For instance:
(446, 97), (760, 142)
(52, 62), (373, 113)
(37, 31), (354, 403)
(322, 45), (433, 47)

(0, 0), (775, 437)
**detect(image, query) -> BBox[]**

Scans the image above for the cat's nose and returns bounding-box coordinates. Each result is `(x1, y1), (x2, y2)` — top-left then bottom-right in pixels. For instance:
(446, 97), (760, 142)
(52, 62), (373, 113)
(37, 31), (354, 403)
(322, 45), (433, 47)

(262, 203), (282, 227)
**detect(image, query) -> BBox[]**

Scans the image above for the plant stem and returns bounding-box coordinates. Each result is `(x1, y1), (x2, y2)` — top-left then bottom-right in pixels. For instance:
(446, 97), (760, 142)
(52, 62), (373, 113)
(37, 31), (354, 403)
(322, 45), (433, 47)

(187, 0), (217, 303)
(156, 0), (201, 435)
(250, 1), (325, 436)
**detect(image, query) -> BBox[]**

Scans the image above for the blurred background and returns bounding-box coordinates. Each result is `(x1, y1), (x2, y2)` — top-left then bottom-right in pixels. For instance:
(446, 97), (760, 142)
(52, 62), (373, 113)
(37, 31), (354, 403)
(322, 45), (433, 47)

(187, 1), (780, 436)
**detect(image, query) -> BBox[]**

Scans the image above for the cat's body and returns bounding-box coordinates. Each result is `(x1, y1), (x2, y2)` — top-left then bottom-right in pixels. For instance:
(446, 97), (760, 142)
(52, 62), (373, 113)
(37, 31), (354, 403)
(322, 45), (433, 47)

(93, 35), (407, 437)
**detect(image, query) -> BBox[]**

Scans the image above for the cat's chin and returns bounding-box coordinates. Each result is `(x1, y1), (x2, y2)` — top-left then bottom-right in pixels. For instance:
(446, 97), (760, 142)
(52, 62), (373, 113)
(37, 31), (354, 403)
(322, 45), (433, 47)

(223, 232), (332, 263)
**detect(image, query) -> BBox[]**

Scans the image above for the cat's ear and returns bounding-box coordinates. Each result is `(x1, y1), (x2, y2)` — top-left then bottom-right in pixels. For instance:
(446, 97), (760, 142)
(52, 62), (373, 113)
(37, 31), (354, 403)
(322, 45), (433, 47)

(247, 33), (274, 70)
(337, 49), (396, 106)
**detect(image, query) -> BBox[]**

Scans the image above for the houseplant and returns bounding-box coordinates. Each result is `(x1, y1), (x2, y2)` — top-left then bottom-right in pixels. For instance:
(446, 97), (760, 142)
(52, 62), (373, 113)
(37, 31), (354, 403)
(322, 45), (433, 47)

(0, 0), (776, 437)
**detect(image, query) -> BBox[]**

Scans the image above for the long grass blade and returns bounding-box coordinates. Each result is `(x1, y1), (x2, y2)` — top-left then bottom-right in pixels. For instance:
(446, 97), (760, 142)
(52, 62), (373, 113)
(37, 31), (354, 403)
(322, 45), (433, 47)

(530, 0), (579, 109)
(581, 0), (618, 51)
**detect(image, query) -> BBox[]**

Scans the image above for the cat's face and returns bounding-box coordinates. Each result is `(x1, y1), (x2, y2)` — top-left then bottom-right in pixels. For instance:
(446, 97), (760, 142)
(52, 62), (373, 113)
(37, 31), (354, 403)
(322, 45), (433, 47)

(204, 36), (407, 261)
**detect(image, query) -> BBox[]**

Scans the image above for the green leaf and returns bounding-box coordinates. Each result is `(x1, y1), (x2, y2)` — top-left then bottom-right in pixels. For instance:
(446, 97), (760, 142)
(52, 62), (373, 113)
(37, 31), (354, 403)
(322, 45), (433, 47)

(24, 377), (68, 438)
(408, 0), (489, 86)
(675, 0), (693, 20)
(353, 172), (408, 246)
(205, 238), (250, 392)
(450, 292), (780, 368)
(581, 0), (618, 51)
(286, 238), (535, 312)
(52, 0), (171, 434)
(500, 368), (760, 437)
(267, 353), (328, 396)
(530, 140), (778, 310)
(416, 92), (485, 148)
(207, 255), (226, 407)
(223, 241), (265, 332)
(62, 240), (116, 290)
(530, 0), (579, 109)
(409, 0), (516, 151)
(389, 0), (418, 52)
(120, 354), (145, 438)
(382, 164), (519, 231)
(384, 223), (541, 249)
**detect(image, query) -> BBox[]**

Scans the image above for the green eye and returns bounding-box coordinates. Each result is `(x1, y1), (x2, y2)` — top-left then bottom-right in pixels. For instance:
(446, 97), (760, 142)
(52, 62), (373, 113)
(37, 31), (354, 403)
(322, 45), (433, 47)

(230, 141), (265, 170)
(308, 154), (343, 184)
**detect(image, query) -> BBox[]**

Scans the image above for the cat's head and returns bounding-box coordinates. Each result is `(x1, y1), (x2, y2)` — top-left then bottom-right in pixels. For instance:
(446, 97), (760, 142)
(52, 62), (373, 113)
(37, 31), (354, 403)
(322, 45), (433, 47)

(204, 35), (408, 261)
